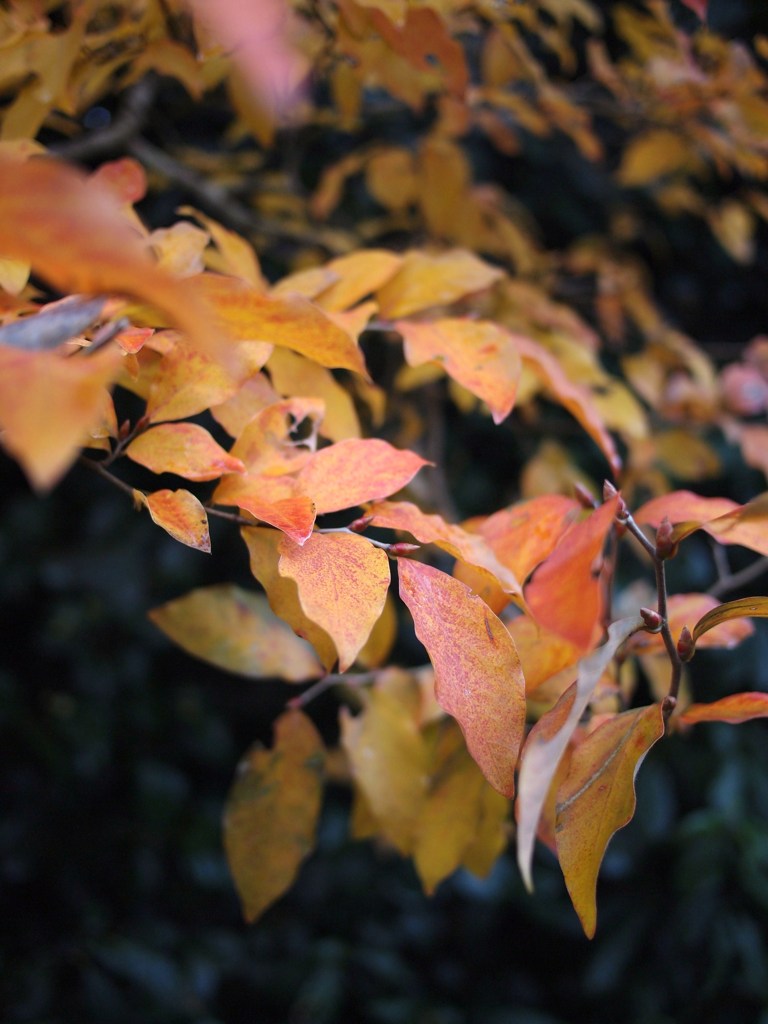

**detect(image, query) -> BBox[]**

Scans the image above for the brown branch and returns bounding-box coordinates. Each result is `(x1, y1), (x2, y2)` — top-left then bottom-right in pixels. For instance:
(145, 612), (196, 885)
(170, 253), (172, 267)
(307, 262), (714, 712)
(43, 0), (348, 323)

(51, 76), (158, 163)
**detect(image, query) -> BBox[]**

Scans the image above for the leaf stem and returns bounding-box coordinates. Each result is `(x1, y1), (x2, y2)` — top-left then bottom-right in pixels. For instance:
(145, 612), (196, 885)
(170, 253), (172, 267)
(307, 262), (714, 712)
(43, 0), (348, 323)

(79, 454), (141, 499)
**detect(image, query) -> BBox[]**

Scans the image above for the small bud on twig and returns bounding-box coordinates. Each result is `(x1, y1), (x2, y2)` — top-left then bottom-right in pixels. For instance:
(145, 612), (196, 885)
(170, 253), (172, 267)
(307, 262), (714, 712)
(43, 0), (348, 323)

(677, 625), (695, 662)
(602, 480), (618, 501)
(574, 482), (598, 509)
(348, 514), (374, 533)
(640, 606), (663, 633)
(388, 542), (421, 557)
(655, 516), (677, 560)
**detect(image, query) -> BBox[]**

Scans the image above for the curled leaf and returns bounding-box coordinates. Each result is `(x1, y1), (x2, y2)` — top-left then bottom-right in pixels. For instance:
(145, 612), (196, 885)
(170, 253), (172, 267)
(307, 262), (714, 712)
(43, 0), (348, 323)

(692, 596), (768, 644)
(679, 692), (768, 725)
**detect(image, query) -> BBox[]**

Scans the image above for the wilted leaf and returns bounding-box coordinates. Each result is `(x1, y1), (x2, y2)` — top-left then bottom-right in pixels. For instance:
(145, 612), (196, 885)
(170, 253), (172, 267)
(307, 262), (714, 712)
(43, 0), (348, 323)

(516, 616), (643, 891)
(224, 710), (325, 922)
(396, 318), (521, 424)
(556, 703), (665, 938)
(525, 496), (619, 651)
(0, 344), (123, 490)
(126, 423), (245, 481)
(679, 692), (768, 725)
(297, 439), (430, 514)
(279, 532), (391, 672)
(398, 558), (525, 797)
(692, 596), (768, 645)
(376, 249), (504, 318)
(141, 489), (211, 552)
(149, 583), (322, 680)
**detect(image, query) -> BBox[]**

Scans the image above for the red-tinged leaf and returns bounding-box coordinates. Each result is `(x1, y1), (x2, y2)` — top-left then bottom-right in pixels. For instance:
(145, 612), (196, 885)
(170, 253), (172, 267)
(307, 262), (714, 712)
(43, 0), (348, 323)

(149, 584), (322, 681)
(213, 474), (316, 544)
(146, 346), (243, 423)
(692, 596), (768, 645)
(241, 526), (337, 671)
(366, 500), (525, 604)
(635, 491), (768, 557)
(194, 273), (368, 376)
(0, 158), (222, 361)
(506, 617), (583, 694)
(679, 693), (768, 725)
(398, 559), (525, 797)
(474, 494), (581, 584)
(525, 497), (620, 651)
(315, 249), (404, 312)
(634, 490), (737, 532)
(376, 249), (505, 319)
(279, 532), (391, 672)
(126, 423), (245, 481)
(267, 348), (361, 442)
(0, 344), (123, 490)
(89, 158), (148, 205)
(224, 710), (325, 922)
(515, 336), (622, 477)
(227, 398), (324, 475)
(142, 489), (211, 552)
(516, 616), (643, 891)
(395, 318), (521, 424)
(556, 703), (665, 938)
(340, 686), (430, 854)
(700, 494), (768, 557)
(681, 0), (706, 19)
(297, 439), (430, 515)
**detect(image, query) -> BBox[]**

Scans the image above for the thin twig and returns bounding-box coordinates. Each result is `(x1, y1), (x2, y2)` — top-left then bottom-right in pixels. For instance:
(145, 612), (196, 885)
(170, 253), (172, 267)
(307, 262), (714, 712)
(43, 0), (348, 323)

(79, 454), (140, 499)
(51, 76), (158, 162)
(286, 671), (376, 709)
(205, 506), (258, 527)
(316, 526), (392, 549)
(710, 554), (768, 599)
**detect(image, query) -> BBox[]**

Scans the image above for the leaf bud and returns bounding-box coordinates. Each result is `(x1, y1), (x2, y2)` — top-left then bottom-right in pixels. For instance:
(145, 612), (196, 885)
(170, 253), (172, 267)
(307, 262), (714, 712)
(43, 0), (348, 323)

(677, 625), (695, 662)
(348, 514), (374, 533)
(388, 542), (421, 557)
(661, 695), (677, 716)
(655, 516), (677, 560)
(602, 480), (618, 501)
(574, 482), (598, 509)
(640, 606), (663, 633)
(118, 419), (132, 441)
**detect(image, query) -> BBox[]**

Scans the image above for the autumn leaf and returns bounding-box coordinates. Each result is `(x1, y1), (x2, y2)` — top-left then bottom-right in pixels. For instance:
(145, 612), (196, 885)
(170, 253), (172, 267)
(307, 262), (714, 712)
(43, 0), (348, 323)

(680, 0), (707, 20)
(0, 344), (123, 490)
(556, 703), (665, 938)
(626, 593), (754, 654)
(398, 558), (525, 797)
(297, 439), (430, 514)
(314, 249), (404, 312)
(278, 531), (391, 672)
(140, 489), (211, 552)
(0, 157), (223, 361)
(516, 616), (643, 892)
(224, 710), (325, 922)
(126, 423), (245, 481)
(376, 249), (505, 318)
(146, 346), (244, 423)
(691, 596), (768, 645)
(635, 490), (768, 557)
(267, 348), (361, 441)
(396, 318), (522, 424)
(525, 496), (619, 651)
(679, 692), (768, 725)
(213, 474), (317, 544)
(149, 584), (322, 681)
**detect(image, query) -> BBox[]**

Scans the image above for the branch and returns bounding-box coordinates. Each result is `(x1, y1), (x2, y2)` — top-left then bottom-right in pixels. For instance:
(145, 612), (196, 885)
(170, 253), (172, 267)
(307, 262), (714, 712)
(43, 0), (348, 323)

(710, 553), (768, 599)
(51, 76), (158, 162)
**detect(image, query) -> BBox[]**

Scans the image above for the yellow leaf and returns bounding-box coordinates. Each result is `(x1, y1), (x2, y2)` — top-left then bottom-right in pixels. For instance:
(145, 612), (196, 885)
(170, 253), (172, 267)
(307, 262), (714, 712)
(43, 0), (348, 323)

(376, 249), (504, 318)
(146, 346), (244, 423)
(556, 703), (665, 938)
(149, 584), (322, 681)
(618, 129), (697, 186)
(142, 489), (211, 552)
(126, 423), (245, 481)
(266, 348), (361, 441)
(279, 532), (391, 672)
(224, 710), (325, 922)
(398, 558), (525, 797)
(315, 249), (404, 312)
(692, 596), (768, 645)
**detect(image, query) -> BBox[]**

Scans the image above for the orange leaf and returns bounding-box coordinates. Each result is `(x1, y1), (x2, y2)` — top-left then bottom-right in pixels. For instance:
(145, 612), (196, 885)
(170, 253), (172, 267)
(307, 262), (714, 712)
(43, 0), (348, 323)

(297, 439), (430, 515)
(516, 336), (622, 477)
(396, 318), (521, 424)
(149, 584), (322, 681)
(635, 491), (768, 557)
(194, 273), (368, 375)
(227, 398), (324, 475)
(634, 490), (737, 535)
(525, 496), (619, 651)
(506, 617), (583, 694)
(679, 692), (768, 725)
(516, 616), (643, 891)
(315, 249), (404, 312)
(240, 526), (337, 671)
(692, 596), (768, 645)
(224, 710), (325, 922)
(0, 344), (123, 490)
(126, 423), (245, 481)
(214, 474), (316, 544)
(146, 346), (243, 423)
(142, 489), (211, 552)
(556, 703), (665, 938)
(279, 532), (391, 672)
(398, 558), (525, 797)
(376, 249), (504, 319)
(366, 500), (524, 603)
(267, 348), (361, 442)
(0, 158), (222, 361)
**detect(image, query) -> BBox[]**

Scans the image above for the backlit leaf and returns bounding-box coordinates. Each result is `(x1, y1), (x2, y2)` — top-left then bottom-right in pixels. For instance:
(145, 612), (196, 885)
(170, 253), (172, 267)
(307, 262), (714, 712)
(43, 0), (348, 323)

(224, 710), (325, 922)
(376, 249), (504, 319)
(556, 703), (665, 938)
(516, 616), (643, 891)
(142, 489), (211, 552)
(679, 692), (768, 725)
(398, 558), (525, 797)
(126, 423), (245, 481)
(396, 318), (522, 424)
(473, 494), (580, 584)
(635, 490), (768, 556)
(315, 249), (404, 312)
(214, 474), (316, 544)
(692, 596), (768, 645)
(525, 496), (619, 651)
(149, 584), (322, 681)
(279, 532), (391, 672)
(297, 439), (430, 514)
